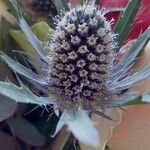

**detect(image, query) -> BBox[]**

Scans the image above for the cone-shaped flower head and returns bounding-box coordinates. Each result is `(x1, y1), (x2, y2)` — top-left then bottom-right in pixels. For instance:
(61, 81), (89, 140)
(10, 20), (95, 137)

(48, 3), (117, 109)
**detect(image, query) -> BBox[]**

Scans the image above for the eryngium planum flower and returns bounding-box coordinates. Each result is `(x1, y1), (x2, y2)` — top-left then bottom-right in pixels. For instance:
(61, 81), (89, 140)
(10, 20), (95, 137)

(48, 4), (117, 110)
(1, 1), (150, 146)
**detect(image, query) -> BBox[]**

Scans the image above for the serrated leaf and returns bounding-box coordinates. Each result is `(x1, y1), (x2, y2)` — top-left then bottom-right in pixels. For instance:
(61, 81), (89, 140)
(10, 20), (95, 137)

(0, 51), (48, 85)
(53, 108), (100, 147)
(7, 117), (46, 146)
(112, 28), (150, 82)
(114, 0), (141, 47)
(112, 65), (150, 91)
(0, 81), (55, 106)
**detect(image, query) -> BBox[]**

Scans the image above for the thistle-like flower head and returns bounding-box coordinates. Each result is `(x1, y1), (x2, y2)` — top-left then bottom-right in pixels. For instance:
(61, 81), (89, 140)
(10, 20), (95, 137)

(48, 3), (117, 110)
(1, 0), (150, 147)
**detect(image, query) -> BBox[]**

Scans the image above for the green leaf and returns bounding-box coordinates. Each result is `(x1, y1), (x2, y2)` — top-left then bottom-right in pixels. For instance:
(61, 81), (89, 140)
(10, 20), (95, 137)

(7, 117), (46, 146)
(10, 22), (52, 55)
(0, 81), (55, 106)
(10, 29), (35, 55)
(32, 22), (53, 42)
(114, 0), (141, 47)
(18, 16), (48, 62)
(9, 0), (48, 62)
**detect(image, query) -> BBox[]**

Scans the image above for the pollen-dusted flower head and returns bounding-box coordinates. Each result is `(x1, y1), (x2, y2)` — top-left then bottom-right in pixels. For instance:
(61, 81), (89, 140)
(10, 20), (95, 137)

(48, 4), (117, 109)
